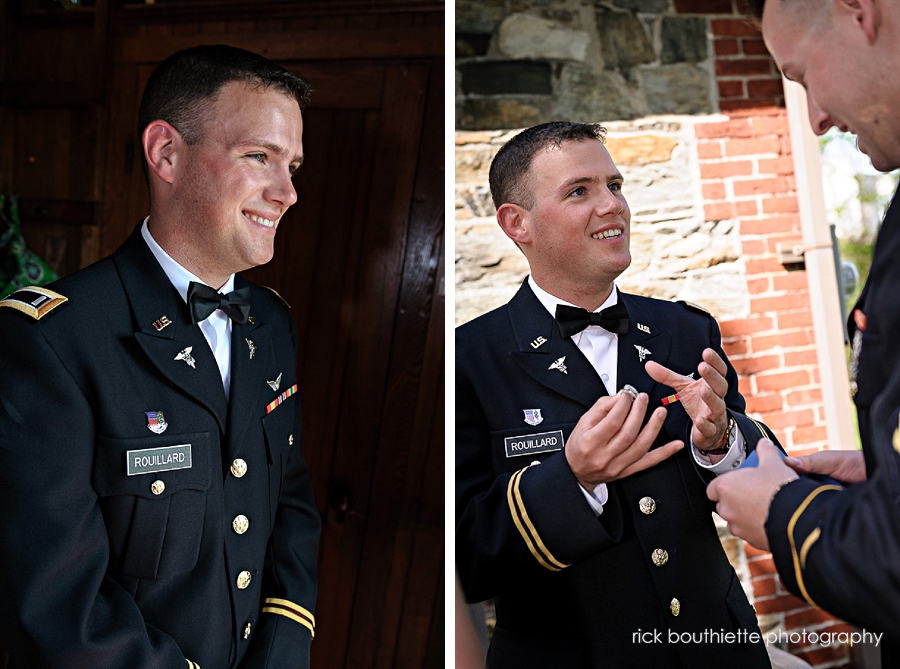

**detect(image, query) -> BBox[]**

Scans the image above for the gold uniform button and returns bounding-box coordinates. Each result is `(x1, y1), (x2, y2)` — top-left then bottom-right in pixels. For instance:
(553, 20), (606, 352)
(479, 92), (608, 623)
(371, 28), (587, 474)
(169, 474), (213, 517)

(236, 570), (252, 589)
(639, 496), (656, 515)
(651, 548), (669, 566)
(231, 458), (248, 478)
(288, 434), (294, 446)
(150, 480), (165, 495)
(670, 598), (681, 616)
(233, 515), (250, 535)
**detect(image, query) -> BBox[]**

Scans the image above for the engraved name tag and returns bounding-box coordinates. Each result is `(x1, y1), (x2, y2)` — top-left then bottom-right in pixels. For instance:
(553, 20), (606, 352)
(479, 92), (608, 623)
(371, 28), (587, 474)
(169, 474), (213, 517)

(126, 444), (192, 476)
(504, 430), (564, 458)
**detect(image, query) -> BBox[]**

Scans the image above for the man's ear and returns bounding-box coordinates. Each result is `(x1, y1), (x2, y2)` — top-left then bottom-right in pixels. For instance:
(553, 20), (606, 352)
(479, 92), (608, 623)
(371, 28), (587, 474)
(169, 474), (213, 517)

(497, 202), (532, 246)
(837, 0), (879, 42)
(142, 121), (182, 185)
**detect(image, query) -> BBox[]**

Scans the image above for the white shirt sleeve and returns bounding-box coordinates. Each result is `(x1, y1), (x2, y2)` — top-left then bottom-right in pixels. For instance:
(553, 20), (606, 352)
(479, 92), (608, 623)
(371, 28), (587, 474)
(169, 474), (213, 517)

(692, 426), (747, 474)
(578, 482), (609, 517)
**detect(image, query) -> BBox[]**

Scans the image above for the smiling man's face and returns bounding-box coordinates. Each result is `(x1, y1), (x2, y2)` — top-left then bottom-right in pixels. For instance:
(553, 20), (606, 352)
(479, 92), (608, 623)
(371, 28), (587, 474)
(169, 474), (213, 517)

(516, 139), (631, 308)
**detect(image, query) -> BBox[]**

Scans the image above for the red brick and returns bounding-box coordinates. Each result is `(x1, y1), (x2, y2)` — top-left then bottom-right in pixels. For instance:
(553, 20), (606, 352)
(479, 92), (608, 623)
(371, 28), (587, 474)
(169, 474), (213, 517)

(777, 310), (812, 329)
(784, 606), (838, 629)
(750, 292), (809, 312)
(739, 216), (799, 235)
(773, 273), (809, 291)
(738, 377), (753, 395)
(746, 274), (769, 291)
(752, 575), (777, 598)
(716, 58), (774, 77)
(702, 182), (727, 200)
(732, 354), (780, 375)
(817, 622), (856, 636)
(758, 156), (795, 175)
(748, 77), (785, 98)
(699, 160), (754, 179)
(721, 98), (783, 113)
(697, 142), (722, 159)
(792, 425), (828, 444)
(752, 330), (813, 351)
(745, 257), (787, 274)
(786, 388), (823, 406)
(789, 446), (821, 458)
(675, 0), (733, 12)
(761, 409), (815, 430)
(714, 38), (740, 56)
(749, 114), (788, 136)
(725, 137), (781, 156)
(794, 646), (849, 666)
(712, 18), (762, 36)
(753, 593), (807, 614)
(695, 119), (752, 139)
(723, 338), (749, 356)
(718, 80), (745, 99)
(705, 202), (734, 221)
(784, 349), (819, 367)
(766, 234), (804, 253)
(763, 195), (799, 213)
(735, 200), (759, 216)
(744, 543), (770, 558)
(747, 555), (776, 577)
(756, 369), (811, 391)
(746, 393), (784, 413)
(741, 37), (770, 55)
(720, 315), (774, 336)
(733, 177), (789, 196)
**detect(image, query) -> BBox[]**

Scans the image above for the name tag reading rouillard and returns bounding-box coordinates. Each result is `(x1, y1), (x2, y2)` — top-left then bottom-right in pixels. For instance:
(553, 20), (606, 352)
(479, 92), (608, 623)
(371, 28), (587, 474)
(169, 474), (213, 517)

(127, 444), (192, 476)
(504, 430), (564, 458)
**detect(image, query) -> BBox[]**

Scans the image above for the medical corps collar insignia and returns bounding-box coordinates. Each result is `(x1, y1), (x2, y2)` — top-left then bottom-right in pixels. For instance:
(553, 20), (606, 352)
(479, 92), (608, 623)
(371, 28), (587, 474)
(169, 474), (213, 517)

(146, 410), (168, 434)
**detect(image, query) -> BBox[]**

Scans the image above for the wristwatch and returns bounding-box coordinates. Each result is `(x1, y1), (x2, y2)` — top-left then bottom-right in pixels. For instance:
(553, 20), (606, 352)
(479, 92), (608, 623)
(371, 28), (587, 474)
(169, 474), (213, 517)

(697, 416), (736, 456)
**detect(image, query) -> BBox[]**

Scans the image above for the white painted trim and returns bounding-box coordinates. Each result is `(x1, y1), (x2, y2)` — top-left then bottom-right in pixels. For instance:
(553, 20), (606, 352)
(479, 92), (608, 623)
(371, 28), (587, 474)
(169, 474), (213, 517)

(783, 78), (857, 452)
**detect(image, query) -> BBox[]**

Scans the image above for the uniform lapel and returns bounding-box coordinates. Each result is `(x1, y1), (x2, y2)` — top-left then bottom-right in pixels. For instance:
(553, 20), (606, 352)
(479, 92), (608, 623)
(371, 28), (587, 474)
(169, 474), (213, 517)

(507, 281), (608, 409)
(113, 225), (228, 432)
(224, 279), (272, 461)
(616, 293), (672, 398)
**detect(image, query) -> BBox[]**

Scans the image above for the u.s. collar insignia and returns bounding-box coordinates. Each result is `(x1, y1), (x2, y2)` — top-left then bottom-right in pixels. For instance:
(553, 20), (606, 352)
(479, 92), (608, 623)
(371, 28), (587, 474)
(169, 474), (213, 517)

(635, 345), (651, 362)
(246, 338), (257, 359)
(175, 346), (196, 368)
(549, 356), (568, 374)
(153, 315), (172, 331)
(530, 336), (548, 350)
(637, 323), (650, 334)
(523, 409), (543, 426)
(146, 410), (168, 434)
(267, 372), (282, 392)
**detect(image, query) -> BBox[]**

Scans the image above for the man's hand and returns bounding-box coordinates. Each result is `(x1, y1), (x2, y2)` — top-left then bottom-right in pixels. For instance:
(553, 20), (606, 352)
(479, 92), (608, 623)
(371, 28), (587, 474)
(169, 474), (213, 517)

(565, 391), (683, 492)
(646, 348), (729, 452)
(785, 449), (867, 485)
(706, 440), (798, 550)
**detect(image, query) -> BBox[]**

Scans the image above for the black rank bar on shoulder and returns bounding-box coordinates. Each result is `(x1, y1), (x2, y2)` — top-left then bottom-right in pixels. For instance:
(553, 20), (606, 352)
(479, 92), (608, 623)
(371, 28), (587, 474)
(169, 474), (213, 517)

(0, 286), (68, 321)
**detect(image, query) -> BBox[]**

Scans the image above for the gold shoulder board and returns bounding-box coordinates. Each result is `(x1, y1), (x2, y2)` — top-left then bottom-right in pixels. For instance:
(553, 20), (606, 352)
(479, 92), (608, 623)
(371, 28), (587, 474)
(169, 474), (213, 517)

(0, 286), (68, 320)
(262, 286), (291, 310)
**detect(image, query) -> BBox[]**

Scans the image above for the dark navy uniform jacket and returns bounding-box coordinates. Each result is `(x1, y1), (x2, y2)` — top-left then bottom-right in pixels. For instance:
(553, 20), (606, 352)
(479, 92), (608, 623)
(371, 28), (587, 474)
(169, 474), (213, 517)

(767, 193), (900, 664)
(0, 226), (320, 669)
(456, 281), (774, 669)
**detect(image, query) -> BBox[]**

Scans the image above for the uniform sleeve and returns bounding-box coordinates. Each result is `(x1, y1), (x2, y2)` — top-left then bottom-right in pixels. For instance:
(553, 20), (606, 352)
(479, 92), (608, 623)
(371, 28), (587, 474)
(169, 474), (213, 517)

(455, 353), (625, 603)
(240, 314), (321, 669)
(0, 312), (189, 668)
(765, 412), (900, 645)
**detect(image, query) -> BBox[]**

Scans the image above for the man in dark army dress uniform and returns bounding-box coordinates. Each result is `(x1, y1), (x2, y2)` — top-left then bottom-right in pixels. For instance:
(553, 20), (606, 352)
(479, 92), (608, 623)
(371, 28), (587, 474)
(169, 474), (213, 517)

(0, 46), (319, 668)
(708, 0), (900, 665)
(456, 122), (778, 669)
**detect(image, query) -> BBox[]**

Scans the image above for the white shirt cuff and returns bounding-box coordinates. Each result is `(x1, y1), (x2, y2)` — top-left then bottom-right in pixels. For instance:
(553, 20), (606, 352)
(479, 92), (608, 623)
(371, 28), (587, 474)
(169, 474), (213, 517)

(578, 482), (609, 517)
(692, 425), (747, 474)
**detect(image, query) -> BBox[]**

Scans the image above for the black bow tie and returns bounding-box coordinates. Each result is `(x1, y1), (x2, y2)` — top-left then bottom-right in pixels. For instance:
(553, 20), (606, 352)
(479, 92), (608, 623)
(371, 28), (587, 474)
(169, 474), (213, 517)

(187, 281), (251, 325)
(555, 302), (630, 338)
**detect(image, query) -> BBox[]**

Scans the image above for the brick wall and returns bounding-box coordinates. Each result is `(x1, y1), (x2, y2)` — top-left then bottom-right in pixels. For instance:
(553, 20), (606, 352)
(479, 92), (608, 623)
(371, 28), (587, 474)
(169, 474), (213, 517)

(678, 3), (858, 666)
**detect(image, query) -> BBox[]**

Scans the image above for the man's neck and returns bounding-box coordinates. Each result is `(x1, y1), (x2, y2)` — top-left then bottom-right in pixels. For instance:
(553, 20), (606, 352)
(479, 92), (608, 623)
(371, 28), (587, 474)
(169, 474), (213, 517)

(529, 275), (615, 313)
